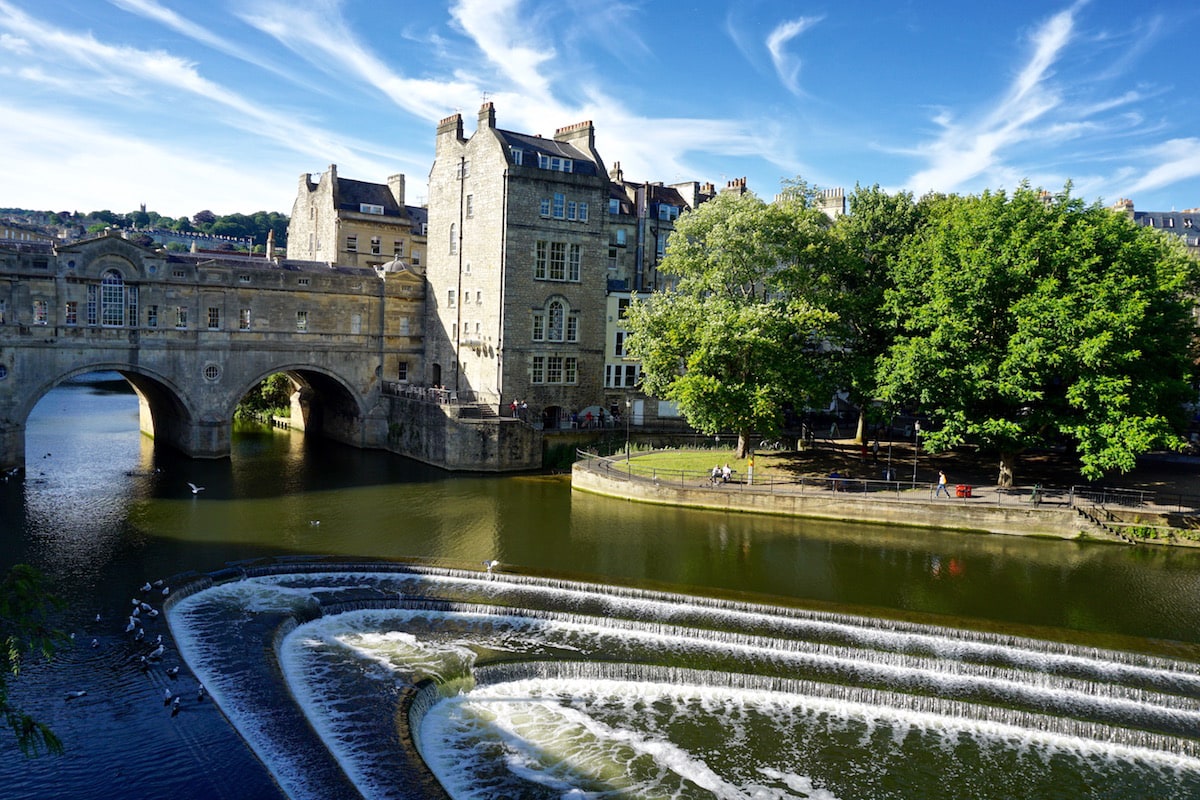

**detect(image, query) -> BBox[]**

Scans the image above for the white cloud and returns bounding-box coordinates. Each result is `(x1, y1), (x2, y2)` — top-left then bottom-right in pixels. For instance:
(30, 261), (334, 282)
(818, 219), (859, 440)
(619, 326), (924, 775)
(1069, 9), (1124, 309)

(905, 6), (1077, 195)
(765, 16), (822, 96)
(451, 0), (554, 96)
(1122, 138), (1200, 198)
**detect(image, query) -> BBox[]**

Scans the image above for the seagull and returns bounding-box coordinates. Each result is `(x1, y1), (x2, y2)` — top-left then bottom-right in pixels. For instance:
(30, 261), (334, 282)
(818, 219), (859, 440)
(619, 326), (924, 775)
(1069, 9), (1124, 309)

(171, 696), (182, 716)
(309, 520), (320, 527)
(482, 559), (500, 578)
(91, 639), (99, 649)
(134, 628), (145, 642)
(155, 635), (162, 645)
(163, 688), (174, 706)
(153, 579), (164, 588)
(148, 644), (165, 660)
(140, 581), (152, 593)
(186, 482), (205, 495)
(125, 619), (137, 633)
(131, 606), (140, 618)
(165, 666), (180, 678)
(64, 690), (87, 701)
(94, 613), (102, 623)
(161, 586), (170, 597)
(146, 608), (159, 618)
(196, 684), (207, 702)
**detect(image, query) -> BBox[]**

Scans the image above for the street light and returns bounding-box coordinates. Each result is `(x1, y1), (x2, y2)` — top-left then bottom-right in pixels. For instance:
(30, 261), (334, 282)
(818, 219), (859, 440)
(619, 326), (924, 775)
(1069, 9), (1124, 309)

(912, 420), (921, 485)
(625, 397), (632, 476)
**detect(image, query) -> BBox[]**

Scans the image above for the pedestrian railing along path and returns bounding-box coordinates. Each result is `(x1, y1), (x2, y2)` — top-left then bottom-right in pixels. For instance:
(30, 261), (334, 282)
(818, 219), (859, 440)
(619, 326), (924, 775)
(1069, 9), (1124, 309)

(574, 450), (1200, 529)
(575, 450), (1075, 508)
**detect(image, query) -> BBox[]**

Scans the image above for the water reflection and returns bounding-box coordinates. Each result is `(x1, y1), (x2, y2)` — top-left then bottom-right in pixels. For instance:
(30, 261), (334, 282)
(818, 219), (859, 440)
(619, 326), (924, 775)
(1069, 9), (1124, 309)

(3, 372), (1200, 800)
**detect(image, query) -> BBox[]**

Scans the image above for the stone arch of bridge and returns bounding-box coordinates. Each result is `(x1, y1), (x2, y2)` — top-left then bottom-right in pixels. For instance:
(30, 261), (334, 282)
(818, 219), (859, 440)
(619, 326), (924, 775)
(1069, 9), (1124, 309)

(228, 364), (371, 445)
(18, 362), (200, 462)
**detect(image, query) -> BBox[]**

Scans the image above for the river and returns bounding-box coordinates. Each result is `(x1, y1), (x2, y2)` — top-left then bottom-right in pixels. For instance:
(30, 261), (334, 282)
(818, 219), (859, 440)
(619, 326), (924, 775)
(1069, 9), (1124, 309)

(2, 373), (1199, 799)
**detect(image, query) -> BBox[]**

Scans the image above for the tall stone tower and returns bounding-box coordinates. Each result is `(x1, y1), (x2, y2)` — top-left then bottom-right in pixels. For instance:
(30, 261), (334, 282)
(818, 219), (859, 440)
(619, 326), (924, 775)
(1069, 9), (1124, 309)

(425, 103), (609, 428)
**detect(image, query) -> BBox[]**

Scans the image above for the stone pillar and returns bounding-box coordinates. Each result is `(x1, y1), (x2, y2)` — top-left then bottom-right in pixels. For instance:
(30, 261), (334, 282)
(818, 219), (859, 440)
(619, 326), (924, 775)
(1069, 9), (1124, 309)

(0, 420), (25, 472)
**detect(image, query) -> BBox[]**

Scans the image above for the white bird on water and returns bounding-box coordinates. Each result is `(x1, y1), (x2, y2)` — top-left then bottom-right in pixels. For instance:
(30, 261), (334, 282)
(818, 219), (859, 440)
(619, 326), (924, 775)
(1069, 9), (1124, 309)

(187, 482), (205, 495)
(161, 585), (170, 597)
(482, 559), (500, 578)
(163, 688), (174, 705)
(65, 690), (87, 701)
(148, 643), (165, 660)
(140, 581), (152, 593)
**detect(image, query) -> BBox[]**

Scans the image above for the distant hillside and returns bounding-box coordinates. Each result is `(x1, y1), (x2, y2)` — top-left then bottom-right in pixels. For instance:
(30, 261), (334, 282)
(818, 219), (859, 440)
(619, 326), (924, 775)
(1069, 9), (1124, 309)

(0, 207), (289, 253)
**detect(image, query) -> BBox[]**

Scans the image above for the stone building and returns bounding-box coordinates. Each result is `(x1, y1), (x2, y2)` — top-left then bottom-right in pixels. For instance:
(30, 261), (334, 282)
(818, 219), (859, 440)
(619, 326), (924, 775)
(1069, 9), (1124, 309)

(288, 164), (427, 272)
(424, 103), (611, 429)
(1111, 198), (1200, 258)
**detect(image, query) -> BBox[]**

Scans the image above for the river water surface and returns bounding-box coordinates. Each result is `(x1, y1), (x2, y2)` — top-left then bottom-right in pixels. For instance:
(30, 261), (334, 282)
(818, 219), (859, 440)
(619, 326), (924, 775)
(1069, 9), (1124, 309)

(2, 374), (1199, 799)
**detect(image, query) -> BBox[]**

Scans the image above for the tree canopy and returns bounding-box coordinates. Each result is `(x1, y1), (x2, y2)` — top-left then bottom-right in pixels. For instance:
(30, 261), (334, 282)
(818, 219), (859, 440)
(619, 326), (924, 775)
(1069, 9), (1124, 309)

(878, 185), (1199, 485)
(1, 565), (66, 757)
(625, 190), (838, 457)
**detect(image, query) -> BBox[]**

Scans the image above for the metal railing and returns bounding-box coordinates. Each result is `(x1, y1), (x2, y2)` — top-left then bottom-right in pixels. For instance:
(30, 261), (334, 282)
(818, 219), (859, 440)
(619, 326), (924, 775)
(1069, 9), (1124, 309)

(575, 451), (1078, 507)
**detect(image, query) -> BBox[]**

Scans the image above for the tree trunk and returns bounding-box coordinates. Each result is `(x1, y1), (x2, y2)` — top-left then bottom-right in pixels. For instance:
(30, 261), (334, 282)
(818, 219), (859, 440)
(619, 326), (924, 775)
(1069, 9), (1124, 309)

(997, 452), (1017, 488)
(736, 432), (748, 459)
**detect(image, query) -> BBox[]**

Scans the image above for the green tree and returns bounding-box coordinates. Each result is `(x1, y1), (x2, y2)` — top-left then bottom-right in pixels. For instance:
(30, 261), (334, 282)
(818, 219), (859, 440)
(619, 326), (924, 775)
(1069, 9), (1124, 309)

(879, 185), (1199, 486)
(1, 565), (66, 757)
(626, 191), (838, 457)
(817, 184), (925, 441)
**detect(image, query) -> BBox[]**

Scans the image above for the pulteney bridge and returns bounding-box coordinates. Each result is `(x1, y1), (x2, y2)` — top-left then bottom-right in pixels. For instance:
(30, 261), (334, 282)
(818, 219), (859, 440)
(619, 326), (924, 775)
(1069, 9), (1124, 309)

(0, 229), (427, 471)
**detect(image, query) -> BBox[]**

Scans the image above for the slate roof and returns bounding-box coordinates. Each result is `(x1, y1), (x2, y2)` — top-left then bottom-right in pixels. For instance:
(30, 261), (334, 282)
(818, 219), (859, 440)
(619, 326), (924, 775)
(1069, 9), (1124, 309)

(335, 178), (404, 217)
(498, 130), (599, 176)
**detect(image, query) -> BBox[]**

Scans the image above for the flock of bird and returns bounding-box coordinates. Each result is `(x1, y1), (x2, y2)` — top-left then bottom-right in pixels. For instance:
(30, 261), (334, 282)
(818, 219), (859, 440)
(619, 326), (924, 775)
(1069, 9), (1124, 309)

(66, 577), (205, 718)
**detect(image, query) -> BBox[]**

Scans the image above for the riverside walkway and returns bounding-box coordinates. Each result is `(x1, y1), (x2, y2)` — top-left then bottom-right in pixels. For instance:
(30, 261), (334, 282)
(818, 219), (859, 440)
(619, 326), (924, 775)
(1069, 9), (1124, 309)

(571, 450), (1200, 545)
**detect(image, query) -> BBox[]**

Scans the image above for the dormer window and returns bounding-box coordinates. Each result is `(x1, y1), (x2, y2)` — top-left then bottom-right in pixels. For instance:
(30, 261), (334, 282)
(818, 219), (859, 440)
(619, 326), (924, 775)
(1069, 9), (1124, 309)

(360, 203), (384, 215)
(537, 154), (573, 173)
(510, 148), (523, 165)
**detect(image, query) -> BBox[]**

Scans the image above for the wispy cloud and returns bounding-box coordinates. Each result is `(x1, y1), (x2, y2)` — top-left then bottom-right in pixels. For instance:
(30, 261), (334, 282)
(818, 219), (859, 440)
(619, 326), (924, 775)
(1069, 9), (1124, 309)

(765, 16), (822, 96)
(1122, 138), (1200, 199)
(450, 0), (554, 96)
(905, 5), (1077, 195)
(109, 0), (305, 85)
(237, 0), (479, 121)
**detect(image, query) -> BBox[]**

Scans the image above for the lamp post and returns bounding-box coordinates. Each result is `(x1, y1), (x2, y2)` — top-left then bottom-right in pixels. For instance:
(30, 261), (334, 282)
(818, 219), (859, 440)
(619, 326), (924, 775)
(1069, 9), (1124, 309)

(911, 421), (921, 485)
(625, 397), (632, 475)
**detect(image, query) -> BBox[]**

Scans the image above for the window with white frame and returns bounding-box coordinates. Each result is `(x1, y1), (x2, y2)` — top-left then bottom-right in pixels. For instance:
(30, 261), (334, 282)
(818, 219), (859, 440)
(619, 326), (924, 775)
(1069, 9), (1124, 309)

(371, 236), (381, 255)
(296, 310), (307, 331)
(346, 235), (358, 252)
(552, 193), (565, 219)
(466, 195), (474, 218)
(239, 308), (251, 330)
(614, 330), (626, 356)
(207, 307), (220, 330)
(175, 306), (188, 329)
(65, 301), (77, 325)
(33, 299), (47, 325)
(578, 202), (588, 222)
(449, 223), (457, 254)
(393, 240), (405, 257)
(360, 203), (384, 215)
(537, 154), (572, 172)
(568, 244), (580, 281)
(146, 304), (158, 328)
(609, 198), (620, 214)
(448, 289), (457, 308)
(397, 362), (408, 381)
(615, 229), (626, 246)
(510, 147), (523, 165)
(539, 197), (551, 217)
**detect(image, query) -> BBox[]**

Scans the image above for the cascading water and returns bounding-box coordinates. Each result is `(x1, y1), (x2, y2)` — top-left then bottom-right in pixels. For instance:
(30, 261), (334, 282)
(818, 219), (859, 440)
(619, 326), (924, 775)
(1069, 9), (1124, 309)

(166, 561), (1200, 800)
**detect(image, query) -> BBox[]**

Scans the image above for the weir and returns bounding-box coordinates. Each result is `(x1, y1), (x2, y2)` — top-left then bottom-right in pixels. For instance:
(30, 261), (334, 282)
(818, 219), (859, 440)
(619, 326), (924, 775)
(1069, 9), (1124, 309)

(165, 561), (1200, 799)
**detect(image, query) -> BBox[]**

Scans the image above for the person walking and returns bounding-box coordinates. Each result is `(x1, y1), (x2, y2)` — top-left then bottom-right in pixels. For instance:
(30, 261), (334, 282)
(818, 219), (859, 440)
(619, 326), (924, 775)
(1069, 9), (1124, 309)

(935, 470), (952, 498)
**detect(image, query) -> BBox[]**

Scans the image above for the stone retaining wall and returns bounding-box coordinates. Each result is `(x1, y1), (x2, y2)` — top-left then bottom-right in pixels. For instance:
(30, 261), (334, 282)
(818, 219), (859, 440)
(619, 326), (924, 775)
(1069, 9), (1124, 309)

(572, 461), (1099, 540)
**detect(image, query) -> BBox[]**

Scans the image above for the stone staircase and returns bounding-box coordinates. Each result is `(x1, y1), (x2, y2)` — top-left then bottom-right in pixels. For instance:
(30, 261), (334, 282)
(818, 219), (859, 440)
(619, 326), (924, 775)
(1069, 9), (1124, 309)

(456, 403), (499, 420)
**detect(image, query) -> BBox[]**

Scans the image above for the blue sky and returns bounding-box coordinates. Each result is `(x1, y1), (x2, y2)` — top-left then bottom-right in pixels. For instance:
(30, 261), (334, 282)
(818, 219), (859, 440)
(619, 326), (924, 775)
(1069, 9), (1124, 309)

(1, 0), (1197, 219)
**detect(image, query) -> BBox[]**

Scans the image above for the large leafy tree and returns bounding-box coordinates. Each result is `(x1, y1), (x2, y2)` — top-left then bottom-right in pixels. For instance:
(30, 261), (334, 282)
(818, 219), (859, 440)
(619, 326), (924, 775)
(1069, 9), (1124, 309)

(1, 565), (66, 757)
(879, 185), (1199, 486)
(819, 184), (925, 441)
(626, 191), (838, 458)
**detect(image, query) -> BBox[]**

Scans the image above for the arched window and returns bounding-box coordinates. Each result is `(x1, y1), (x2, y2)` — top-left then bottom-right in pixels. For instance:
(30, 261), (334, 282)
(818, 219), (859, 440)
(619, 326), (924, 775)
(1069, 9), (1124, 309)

(547, 300), (564, 341)
(101, 270), (127, 326)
